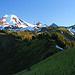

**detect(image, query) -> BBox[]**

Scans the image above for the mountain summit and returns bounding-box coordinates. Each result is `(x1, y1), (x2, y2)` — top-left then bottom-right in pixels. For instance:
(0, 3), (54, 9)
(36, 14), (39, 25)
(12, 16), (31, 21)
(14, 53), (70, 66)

(50, 23), (58, 28)
(0, 14), (38, 31)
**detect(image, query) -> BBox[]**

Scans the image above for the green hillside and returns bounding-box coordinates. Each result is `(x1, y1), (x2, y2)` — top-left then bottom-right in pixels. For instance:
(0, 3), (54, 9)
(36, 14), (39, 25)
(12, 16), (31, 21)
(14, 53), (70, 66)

(41, 27), (75, 41)
(0, 30), (75, 75)
(15, 47), (75, 75)
(0, 30), (61, 75)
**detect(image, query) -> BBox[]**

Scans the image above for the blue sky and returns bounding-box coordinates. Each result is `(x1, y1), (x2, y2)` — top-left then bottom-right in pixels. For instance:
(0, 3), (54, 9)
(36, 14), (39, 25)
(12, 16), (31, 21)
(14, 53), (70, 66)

(0, 0), (75, 26)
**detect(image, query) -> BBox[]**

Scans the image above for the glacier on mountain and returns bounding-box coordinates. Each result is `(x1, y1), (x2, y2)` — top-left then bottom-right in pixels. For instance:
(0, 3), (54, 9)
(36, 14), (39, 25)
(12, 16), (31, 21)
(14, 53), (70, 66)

(0, 14), (41, 31)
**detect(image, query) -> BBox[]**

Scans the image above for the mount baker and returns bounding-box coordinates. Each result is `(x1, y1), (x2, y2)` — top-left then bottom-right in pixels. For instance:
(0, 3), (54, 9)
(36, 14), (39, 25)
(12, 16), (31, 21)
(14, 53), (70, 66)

(0, 14), (41, 31)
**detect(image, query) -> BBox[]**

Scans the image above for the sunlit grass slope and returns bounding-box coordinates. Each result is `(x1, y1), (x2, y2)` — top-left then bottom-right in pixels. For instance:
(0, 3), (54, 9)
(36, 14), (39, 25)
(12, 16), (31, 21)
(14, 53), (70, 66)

(15, 47), (75, 75)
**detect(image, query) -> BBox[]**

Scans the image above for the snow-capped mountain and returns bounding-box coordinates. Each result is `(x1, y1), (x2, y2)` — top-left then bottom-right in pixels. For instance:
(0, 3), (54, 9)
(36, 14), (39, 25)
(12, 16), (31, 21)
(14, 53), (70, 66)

(69, 25), (75, 33)
(0, 14), (39, 31)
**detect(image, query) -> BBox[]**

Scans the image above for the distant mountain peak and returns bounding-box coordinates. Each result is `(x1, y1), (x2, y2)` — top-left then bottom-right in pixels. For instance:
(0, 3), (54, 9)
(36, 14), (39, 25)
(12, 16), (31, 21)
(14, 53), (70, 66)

(4, 14), (8, 17)
(50, 23), (58, 28)
(0, 14), (40, 31)
(69, 25), (75, 33)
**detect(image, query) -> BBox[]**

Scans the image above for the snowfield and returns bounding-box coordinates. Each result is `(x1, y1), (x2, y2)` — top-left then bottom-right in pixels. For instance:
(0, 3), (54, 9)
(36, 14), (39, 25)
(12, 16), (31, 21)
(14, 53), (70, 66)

(56, 45), (63, 50)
